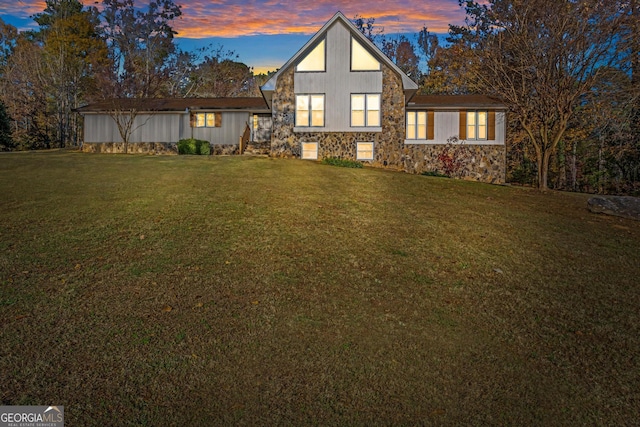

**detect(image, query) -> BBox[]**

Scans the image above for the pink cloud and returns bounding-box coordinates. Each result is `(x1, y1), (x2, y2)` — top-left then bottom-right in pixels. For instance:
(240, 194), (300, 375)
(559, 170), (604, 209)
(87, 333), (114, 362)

(3, 0), (465, 37)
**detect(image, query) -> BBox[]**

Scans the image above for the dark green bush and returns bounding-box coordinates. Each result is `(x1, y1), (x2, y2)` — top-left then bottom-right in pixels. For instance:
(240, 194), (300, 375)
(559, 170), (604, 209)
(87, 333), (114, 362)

(421, 170), (448, 178)
(178, 138), (210, 155)
(195, 139), (210, 155)
(322, 157), (363, 168)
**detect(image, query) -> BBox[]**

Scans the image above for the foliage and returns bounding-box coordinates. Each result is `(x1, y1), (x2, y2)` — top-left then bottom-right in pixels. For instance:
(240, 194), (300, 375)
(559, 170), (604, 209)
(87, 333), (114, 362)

(421, 170), (448, 178)
(453, 0), (624, 189)
(437, 136), (470, 178)
(0, 100), (13, 150)
(322, 157), (364, 168)
(178, 138), (209, 155)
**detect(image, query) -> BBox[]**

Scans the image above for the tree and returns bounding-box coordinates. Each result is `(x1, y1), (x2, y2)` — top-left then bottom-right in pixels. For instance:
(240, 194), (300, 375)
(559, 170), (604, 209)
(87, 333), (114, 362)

(0, 100), (13, 151)
(97, 0), (182, 152)
(33, 0), (107, 147)
(453, 0), (624, 189)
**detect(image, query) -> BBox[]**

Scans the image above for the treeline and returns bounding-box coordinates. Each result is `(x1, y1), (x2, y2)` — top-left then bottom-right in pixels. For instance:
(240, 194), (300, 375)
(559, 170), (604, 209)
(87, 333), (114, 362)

(358, 1), (639, 193)
(1, 0), (638, 194)
(0, 0), (268, 151)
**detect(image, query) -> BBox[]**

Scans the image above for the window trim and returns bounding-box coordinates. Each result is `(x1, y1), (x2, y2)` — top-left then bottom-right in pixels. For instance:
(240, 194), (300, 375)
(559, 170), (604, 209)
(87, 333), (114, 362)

(301, 142), (318, 160)
(195, 112), (216, 128)
(406, 111), (429, 140)
(350, 93), (381, 128)
(466, 110), (488, 141)
(295, 94), (325, 128)
(350, 36), (381, 72)
(296, 39), (326, 73)
(356, 141), (374, 161)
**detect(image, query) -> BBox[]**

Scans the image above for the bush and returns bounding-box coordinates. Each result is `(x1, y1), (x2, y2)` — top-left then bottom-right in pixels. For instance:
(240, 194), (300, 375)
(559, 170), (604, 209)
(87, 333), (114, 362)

(421, 170), (448, 178)
(178, 138), (210, 155)
(322, 157), (363, 168)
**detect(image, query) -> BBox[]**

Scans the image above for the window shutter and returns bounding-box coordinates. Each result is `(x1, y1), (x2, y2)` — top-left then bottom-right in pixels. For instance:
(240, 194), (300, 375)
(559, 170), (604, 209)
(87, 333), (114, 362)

(214, 112), (222, 127)
(488, 110), (496, 140)
(459, 110), (467, 140)
(190, 112), (195, 128)
(427, 110), (435, 140)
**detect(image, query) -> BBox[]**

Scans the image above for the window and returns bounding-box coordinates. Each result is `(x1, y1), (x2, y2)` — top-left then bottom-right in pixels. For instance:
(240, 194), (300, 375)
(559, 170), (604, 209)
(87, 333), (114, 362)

(301, 142), (318, 160)
(296, 94), (324, 127)
(406, 111), (427, 140)
(351, 37), (380, 71)
(296, 39), (325, 72)
(357, 142), (374, 160)
(351, 94), (380, 127)
(467, 111), (487, 140)
(195, 113), (216, 128)
(253, 114), (258, 134)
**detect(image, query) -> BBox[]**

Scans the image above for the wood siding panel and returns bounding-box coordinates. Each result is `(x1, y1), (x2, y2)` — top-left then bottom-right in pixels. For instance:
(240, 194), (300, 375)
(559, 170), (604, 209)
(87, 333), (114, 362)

(405, 110), (505, 145)
(293, 21), (383, 132)
(427, 110), (434, 140)
(459, 110), (467, 140)
(187, 112), (250, 145)
(488, 110), (496, 140)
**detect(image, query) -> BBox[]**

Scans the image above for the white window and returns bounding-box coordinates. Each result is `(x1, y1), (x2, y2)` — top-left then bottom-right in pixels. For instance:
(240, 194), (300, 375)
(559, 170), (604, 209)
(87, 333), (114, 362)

(406, 111), (427, 140)
(351, 94), (380, 127)
(296, 39), (325, 72)
(296, 94), (324, 127)
(357, 142), (374, 160)
(467, 111), (487, 140)
(301, 142), (318, 160)
(195, 113), (215, 128)
(351, 37), (380, 71)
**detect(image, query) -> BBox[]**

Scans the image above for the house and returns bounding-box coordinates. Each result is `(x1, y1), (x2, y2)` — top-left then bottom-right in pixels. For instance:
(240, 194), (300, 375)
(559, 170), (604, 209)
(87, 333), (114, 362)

(77, 12), (506, 183)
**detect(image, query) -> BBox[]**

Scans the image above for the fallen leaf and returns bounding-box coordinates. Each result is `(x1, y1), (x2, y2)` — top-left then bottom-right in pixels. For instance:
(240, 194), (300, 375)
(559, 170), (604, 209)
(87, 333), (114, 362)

(162, 305), (172, 312)
(493, 268), (504, 274)
(75, 264), (81, 270)
(194, 302), (203, 308)
(225, 260), (231, 265)
(251, 300), (259, 305)
(140, 234), (145, 240)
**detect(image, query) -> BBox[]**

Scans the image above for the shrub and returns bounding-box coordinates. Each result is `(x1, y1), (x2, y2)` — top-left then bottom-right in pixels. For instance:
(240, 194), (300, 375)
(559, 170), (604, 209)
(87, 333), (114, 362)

(437, 136), (470, 178)
(322, 157), (363, 168)
(195, 139), (210, 155)
(421, 170), (448, 178)
(178, 138), (210, 155)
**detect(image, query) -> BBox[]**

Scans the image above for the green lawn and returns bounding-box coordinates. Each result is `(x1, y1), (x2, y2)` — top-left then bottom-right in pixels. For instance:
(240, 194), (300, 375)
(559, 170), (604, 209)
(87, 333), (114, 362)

(1, 151), (639, 425)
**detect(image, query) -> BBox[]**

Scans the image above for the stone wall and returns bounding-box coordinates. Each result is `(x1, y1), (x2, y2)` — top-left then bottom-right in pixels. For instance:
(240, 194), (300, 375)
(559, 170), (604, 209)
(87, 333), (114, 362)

(82, 142), (240, 156)
(82, 142), (177, 155)
(270, 64), (506, 183)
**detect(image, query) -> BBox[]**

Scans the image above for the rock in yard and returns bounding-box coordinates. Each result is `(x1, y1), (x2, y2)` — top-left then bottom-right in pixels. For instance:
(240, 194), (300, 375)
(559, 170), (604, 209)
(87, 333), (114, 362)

(588, 196), (640, 221)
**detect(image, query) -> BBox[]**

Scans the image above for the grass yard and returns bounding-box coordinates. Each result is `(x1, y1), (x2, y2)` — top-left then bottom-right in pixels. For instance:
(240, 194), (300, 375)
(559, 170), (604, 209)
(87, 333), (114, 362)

(1, 151), (639, 425)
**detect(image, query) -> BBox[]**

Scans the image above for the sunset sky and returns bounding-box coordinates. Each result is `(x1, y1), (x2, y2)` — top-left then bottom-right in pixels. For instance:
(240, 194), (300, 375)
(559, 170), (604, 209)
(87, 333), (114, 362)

(1, 0), (468, 73)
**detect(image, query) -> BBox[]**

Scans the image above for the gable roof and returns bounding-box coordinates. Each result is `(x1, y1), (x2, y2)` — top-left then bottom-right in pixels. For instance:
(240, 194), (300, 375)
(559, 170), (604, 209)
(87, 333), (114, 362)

(407, 95), (507, 110)
(76, 97), (269, 113)
(260, 11), (419, 106)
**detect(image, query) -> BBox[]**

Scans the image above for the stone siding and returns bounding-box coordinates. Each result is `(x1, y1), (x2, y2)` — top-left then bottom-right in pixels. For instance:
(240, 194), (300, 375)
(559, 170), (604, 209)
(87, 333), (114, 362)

(82, 142), (240, 156)
(82, 142), (177, 155)
(270, 64), (505, 183)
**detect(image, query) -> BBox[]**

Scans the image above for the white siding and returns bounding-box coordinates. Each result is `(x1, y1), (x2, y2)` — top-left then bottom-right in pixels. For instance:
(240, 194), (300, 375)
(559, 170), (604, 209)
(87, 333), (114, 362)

(294, 21), (382, 132)
(84, 111), (251, 145)
(405, 110), (506, 145)
(182, 112), (250, 145)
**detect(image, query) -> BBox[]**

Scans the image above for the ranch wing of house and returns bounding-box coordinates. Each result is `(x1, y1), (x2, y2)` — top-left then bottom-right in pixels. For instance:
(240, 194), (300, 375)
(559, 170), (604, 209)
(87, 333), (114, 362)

(77, 12), (507, 183)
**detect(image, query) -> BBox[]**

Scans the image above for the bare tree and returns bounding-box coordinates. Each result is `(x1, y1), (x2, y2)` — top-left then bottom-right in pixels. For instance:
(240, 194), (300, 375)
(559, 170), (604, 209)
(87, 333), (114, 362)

(96, 0), (181, 152)
(453, 0), (624, 189)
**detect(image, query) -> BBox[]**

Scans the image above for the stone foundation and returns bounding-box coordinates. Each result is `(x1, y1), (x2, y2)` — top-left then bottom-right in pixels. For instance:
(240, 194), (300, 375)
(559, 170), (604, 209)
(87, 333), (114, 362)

(82, 142), (240, 156)
(82, 142), (178, 154)
(401, 144), (506, 184)
(211, 144), (239, 155)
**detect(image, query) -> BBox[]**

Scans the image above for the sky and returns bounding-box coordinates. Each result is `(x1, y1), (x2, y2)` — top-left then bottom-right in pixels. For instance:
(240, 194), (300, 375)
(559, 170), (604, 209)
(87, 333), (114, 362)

(0, 0), (468, 74)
